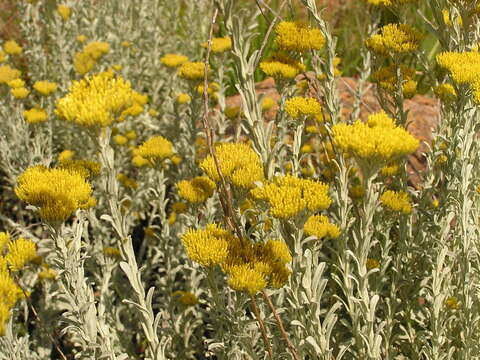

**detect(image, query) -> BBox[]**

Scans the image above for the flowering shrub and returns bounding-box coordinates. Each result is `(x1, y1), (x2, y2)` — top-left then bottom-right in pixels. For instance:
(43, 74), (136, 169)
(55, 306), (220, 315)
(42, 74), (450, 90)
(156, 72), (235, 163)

(0, 0), (479, 359)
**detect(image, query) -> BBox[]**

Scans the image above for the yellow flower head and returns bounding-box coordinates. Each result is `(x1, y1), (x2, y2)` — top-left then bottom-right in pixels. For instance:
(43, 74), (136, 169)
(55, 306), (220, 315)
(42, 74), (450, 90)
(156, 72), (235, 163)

(380, 190), (412, 214)
(33, 80), (58, 96)
(73, 41), (110, 75)
(366, 24), (422, 56)
(23, 108), (48, 124)
(332, 112), (419, 171)
(11, 87), (29, 99)
(7, 78), (24, 88)
(284, 96), (322, 120)
(77, 35), (88, 43)
(200, 143), (264, 189)
(371, 65), (417, 98)
(177, 62), (209, 81)
(0, 65), (21, 84)
(56, 71), (138, 127)
(366, 258), (380, 270)
(114, 134), (128, 145)
(251, 175), (331, 218)
(304, 215), (341, 239)
(201, 36), (232, 53)
(436, 51), (480, 103)
(0, 232), (10, 254)
(160, 53), (189, 68)
(58, 150), (75, 162)
(57, 159), (101, 179)
(365, 0), (417, 5)
(103, 247), (122, 259)
(275, 21), (325, 53)
(176, 93), (191, 104)
(181, 224), (234, 266)
(0, 272), (23, 335)
(5, 238), (37, 272)
(57, 5), (72, 21)
(15, 166), (95, 222)
(259, 52), (306, 79)
(177, 176), (216, 203)
(132, 136), (174, 164)
(434, 83), (457, 102)
(3, 40), (22, 55)
(227, 264), (267, 295)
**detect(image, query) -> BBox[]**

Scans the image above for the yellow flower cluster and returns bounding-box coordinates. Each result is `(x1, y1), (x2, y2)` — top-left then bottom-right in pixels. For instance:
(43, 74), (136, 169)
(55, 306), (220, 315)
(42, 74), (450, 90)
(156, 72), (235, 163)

(117, 173), (138, 189)
(201, 36), (232, 53)
(366, 24), (422, 56)
(176, 93), (191, 104)
(3, 40), (22, 55)
(160, 53), (189, 68)
(57, 159), (101, 179)
(33, 80), (58, 96)
(56, 71), (143, 127)
(132, 136), (174, 165)
(4, 238), (38, 272)
(8, 78), (24, 88)
(251, 175), (331, 219)
(74, 41), (110, 75)
(0, 65), (21, 84)
(200, 143), (264, 189)
(0, 271), (22, 336)
(437, 51), (480, 103)
(15, 165), (96, 222)
(259, 52), (306, 79)
(332, 112), (419, 169)
(177, 62), (208, 81)
(380, 190), (412, 214)
(371, 65), (417, 98)
(182, 224), (292, 295)
(177, 176), (216, 203)
(364, 0), (417, 5)
(303, 215), (340, 239)
(284, 96), (322, 121)
(57, 4), (72, 21)
(275, 21), (325, 53)
(23, 108), (48, 124)
(181, 224), (233, 266)
(434, 83), (457, 102)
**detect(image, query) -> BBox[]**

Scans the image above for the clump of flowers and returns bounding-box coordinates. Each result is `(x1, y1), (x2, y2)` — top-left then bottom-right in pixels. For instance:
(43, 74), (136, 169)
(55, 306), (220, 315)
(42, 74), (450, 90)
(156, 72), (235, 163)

(15, 165), (96, 222)
(74, 41), (110, 75)
(57, 4), (72, 21)
(284, 96), (322, 121)
(275, 21), (325, 53)
(332, 111), (419, 174)
(380, 190), (412, 214)
(172, 291), (198, 306)
(177, 176), (216, 203)
(436, 51), (480, 103)
(0, 65), (21, 84)
(371, 65), (417, 98)
(176, 93), (191, 104)
(251, 175), (331, 219)
(366, 24), (422, 56)
(57, 159), (101, 179)
(365, 0), (417, 6)
(303, 215), (340, 239)
(177, 62), (209, 81)
(182, 224), (292, 295)
(201, 36), (232, 53)
(23, 108), (48, 124)
(259, 52), (305, 79)
(132, 136), (174, 165)
(4, 238), (38, 272)
(56, 71), (144, 127)
(11, 87), (29, 99)
(434, 83), (457, 102)
(160, 53), (189, 68)
(3, 40), (22, 55)
(33, 80), (58, 96)
(200, 143), (264, 189)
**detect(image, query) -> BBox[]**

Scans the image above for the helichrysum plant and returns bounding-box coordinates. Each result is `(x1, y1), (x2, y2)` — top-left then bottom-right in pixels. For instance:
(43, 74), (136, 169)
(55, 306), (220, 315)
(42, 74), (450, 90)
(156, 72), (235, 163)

(0, 0), (479, 359)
